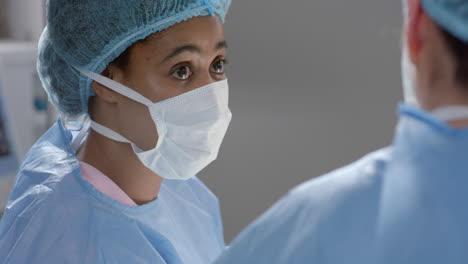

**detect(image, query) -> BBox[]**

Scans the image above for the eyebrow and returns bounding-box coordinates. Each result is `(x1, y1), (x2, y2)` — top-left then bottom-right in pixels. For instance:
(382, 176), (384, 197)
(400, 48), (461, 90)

(216, 40), (228, 50)
(162, 40), (228, 63)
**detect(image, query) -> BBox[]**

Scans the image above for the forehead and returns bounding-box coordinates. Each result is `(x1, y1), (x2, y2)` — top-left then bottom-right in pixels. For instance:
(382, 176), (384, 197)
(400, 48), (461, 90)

(135, 15), (225, 55)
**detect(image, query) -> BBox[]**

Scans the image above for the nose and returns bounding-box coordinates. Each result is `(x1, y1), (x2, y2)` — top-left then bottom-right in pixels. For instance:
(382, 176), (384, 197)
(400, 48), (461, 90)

(190, 68), (226, 91)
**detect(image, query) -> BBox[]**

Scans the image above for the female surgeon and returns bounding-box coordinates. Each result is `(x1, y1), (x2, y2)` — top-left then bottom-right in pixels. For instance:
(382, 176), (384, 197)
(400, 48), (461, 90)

(0, 0), (232, 263)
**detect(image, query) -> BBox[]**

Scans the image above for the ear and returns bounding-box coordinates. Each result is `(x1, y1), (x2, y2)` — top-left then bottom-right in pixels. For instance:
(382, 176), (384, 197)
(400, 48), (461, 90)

(91, 65), (122, 104)
(406, 0), (425, 65)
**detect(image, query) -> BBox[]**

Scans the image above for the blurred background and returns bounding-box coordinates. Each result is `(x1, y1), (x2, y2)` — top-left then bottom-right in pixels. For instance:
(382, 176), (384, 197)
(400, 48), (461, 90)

(0, 0), (402, 242)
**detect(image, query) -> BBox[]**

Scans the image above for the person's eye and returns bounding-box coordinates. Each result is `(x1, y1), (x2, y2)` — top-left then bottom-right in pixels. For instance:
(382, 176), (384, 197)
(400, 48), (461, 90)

(171, 65), (193, 80)
(211, 58), (227, 74)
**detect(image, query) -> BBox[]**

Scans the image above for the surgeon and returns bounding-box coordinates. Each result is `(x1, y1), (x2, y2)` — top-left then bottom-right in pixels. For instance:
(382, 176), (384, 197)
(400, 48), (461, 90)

(0, 0), (232, 263)
(214, 0), (468, 263)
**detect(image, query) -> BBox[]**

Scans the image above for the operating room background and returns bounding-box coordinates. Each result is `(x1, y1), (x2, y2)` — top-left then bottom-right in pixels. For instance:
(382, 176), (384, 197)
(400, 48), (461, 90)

(0, 0), (402, 242)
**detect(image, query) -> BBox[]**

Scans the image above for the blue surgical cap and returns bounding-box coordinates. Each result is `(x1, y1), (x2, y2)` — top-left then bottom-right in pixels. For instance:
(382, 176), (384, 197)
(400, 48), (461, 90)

(422, 0), (468, 43)
(37, 0), (231, 117)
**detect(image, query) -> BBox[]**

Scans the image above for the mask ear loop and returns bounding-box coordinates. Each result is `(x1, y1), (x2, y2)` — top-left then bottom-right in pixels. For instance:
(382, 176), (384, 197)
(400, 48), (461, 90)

(90, 121), (131, 143)
(70, 116), (91, 153)
(74, 67), (153, 107)
(73, 67), (150, 149)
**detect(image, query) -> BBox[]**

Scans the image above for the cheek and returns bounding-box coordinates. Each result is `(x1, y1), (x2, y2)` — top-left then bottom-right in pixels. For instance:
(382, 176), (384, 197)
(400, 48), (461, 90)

(119, 98), (159, 151)
(128, 68), (181, 103)
(421, 47), (445, 85)
(153, 78), (187, 101)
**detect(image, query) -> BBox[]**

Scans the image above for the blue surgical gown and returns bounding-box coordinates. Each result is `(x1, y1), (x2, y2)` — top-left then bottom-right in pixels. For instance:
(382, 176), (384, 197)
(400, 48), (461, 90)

(0, 119), (225, 263)
(215, 104), (468, 264)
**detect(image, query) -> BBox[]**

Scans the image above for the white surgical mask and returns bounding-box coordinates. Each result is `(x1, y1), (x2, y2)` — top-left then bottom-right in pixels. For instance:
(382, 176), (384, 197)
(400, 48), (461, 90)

(76, 68), (232, 180)
(401, 0), (419, 106)
(402, 45), (419, 106)
(432, 106), (468, 123)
